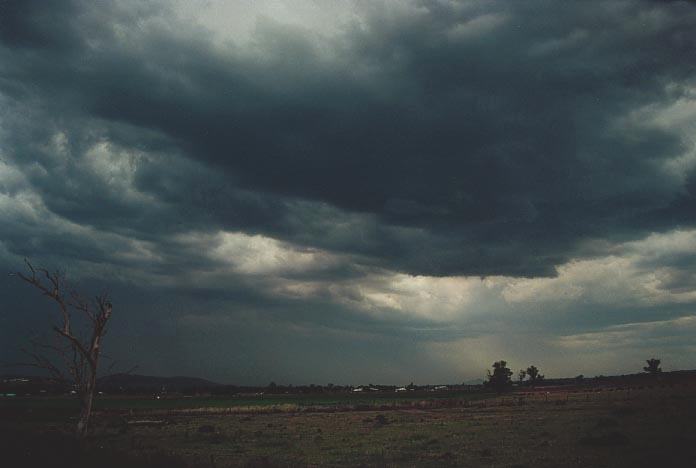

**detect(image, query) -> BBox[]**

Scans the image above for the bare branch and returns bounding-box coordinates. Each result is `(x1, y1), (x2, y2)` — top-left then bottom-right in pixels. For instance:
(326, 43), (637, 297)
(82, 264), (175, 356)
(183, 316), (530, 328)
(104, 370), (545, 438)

(14, 259), (117, 437)
(52, 326), (94, 367)
(17, 261), (73, 334)
(17, 347), (67, 383)
(68, 289), (96, 324)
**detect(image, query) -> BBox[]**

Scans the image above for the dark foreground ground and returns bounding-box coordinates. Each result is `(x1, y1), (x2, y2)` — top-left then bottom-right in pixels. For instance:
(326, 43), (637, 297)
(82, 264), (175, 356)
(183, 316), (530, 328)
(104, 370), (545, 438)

(1, 385), (695, 467)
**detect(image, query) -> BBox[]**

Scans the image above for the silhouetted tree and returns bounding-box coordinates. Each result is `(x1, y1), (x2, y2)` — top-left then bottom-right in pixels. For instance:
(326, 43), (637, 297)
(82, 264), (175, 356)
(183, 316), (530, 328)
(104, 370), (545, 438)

(643, 358), (661, 374)
(518, 369), (527, 383)
(486, 360), (513, 392)
(14, 260), (113, 438)
(526, 365), (544, 386)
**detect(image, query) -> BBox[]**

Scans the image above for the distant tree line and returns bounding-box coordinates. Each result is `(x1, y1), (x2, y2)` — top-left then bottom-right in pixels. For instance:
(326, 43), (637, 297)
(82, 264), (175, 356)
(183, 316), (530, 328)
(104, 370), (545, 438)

(484, 357), (664, 392)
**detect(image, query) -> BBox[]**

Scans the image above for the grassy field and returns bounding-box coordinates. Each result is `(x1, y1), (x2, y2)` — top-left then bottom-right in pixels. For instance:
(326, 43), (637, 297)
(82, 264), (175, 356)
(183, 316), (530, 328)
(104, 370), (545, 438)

(1, 385), (695, 467)
(0, 390), (490, 411)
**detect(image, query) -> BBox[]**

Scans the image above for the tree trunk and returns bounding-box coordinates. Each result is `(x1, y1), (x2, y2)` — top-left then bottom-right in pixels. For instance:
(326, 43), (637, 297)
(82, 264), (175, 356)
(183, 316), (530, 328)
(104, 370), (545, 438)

(77, 377), (96, 437)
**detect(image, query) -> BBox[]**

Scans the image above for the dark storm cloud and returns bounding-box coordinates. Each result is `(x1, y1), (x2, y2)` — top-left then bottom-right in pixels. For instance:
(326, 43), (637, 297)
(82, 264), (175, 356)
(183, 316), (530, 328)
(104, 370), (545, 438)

(0, 0), (79, 48)
(2, 0), (696, 278)
(3, 0), (696, 382)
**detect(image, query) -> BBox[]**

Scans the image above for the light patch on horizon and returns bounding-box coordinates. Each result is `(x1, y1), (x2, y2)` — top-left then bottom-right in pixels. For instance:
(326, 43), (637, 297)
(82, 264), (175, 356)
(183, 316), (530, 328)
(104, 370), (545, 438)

(213, 227), (696, 330)
(556, 315), (696, 351)
(355, 274), (492, 321)
(501, 256), (651, 306)
(191, 230), (344, 276)
(251, 228), (696, 322)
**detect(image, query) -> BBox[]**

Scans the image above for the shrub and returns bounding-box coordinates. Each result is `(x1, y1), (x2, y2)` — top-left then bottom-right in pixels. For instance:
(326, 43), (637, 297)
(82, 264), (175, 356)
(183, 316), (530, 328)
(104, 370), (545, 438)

(374, 414), (389, 426)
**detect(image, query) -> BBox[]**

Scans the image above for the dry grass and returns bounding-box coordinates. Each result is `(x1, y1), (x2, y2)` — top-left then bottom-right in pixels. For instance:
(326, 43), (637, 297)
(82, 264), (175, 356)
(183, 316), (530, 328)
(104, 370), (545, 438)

(2, 385), (695, 467)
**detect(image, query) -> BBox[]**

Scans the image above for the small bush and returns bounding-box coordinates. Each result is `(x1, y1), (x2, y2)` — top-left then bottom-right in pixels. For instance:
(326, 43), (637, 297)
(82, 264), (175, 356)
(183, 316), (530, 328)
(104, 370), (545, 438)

(374, 414), (389, 426)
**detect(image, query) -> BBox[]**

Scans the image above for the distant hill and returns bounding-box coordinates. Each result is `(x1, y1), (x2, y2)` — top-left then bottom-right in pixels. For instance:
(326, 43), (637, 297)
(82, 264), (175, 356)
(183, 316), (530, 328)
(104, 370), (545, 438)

(97, 373), (221, 392)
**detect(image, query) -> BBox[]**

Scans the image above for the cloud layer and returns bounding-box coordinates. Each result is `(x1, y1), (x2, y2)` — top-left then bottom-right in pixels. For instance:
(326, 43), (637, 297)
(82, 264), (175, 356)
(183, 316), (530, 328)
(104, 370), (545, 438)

(2, 0), (696, 383)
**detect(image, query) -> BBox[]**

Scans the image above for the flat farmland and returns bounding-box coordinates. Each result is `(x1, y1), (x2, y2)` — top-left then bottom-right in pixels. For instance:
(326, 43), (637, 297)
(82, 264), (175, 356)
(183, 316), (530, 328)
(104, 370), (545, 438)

(1, 386), (695, 467)
(0, 390), (490, 412)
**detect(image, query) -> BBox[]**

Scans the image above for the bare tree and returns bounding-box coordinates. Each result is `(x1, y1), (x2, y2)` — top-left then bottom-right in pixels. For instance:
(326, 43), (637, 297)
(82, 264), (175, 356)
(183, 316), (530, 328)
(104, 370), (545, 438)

(14, 260), (112, 437)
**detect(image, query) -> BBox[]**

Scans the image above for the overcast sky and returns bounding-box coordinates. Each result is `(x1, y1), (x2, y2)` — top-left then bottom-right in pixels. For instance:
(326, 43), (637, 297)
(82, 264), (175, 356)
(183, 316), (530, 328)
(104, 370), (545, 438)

(2, 0), (696, 385)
